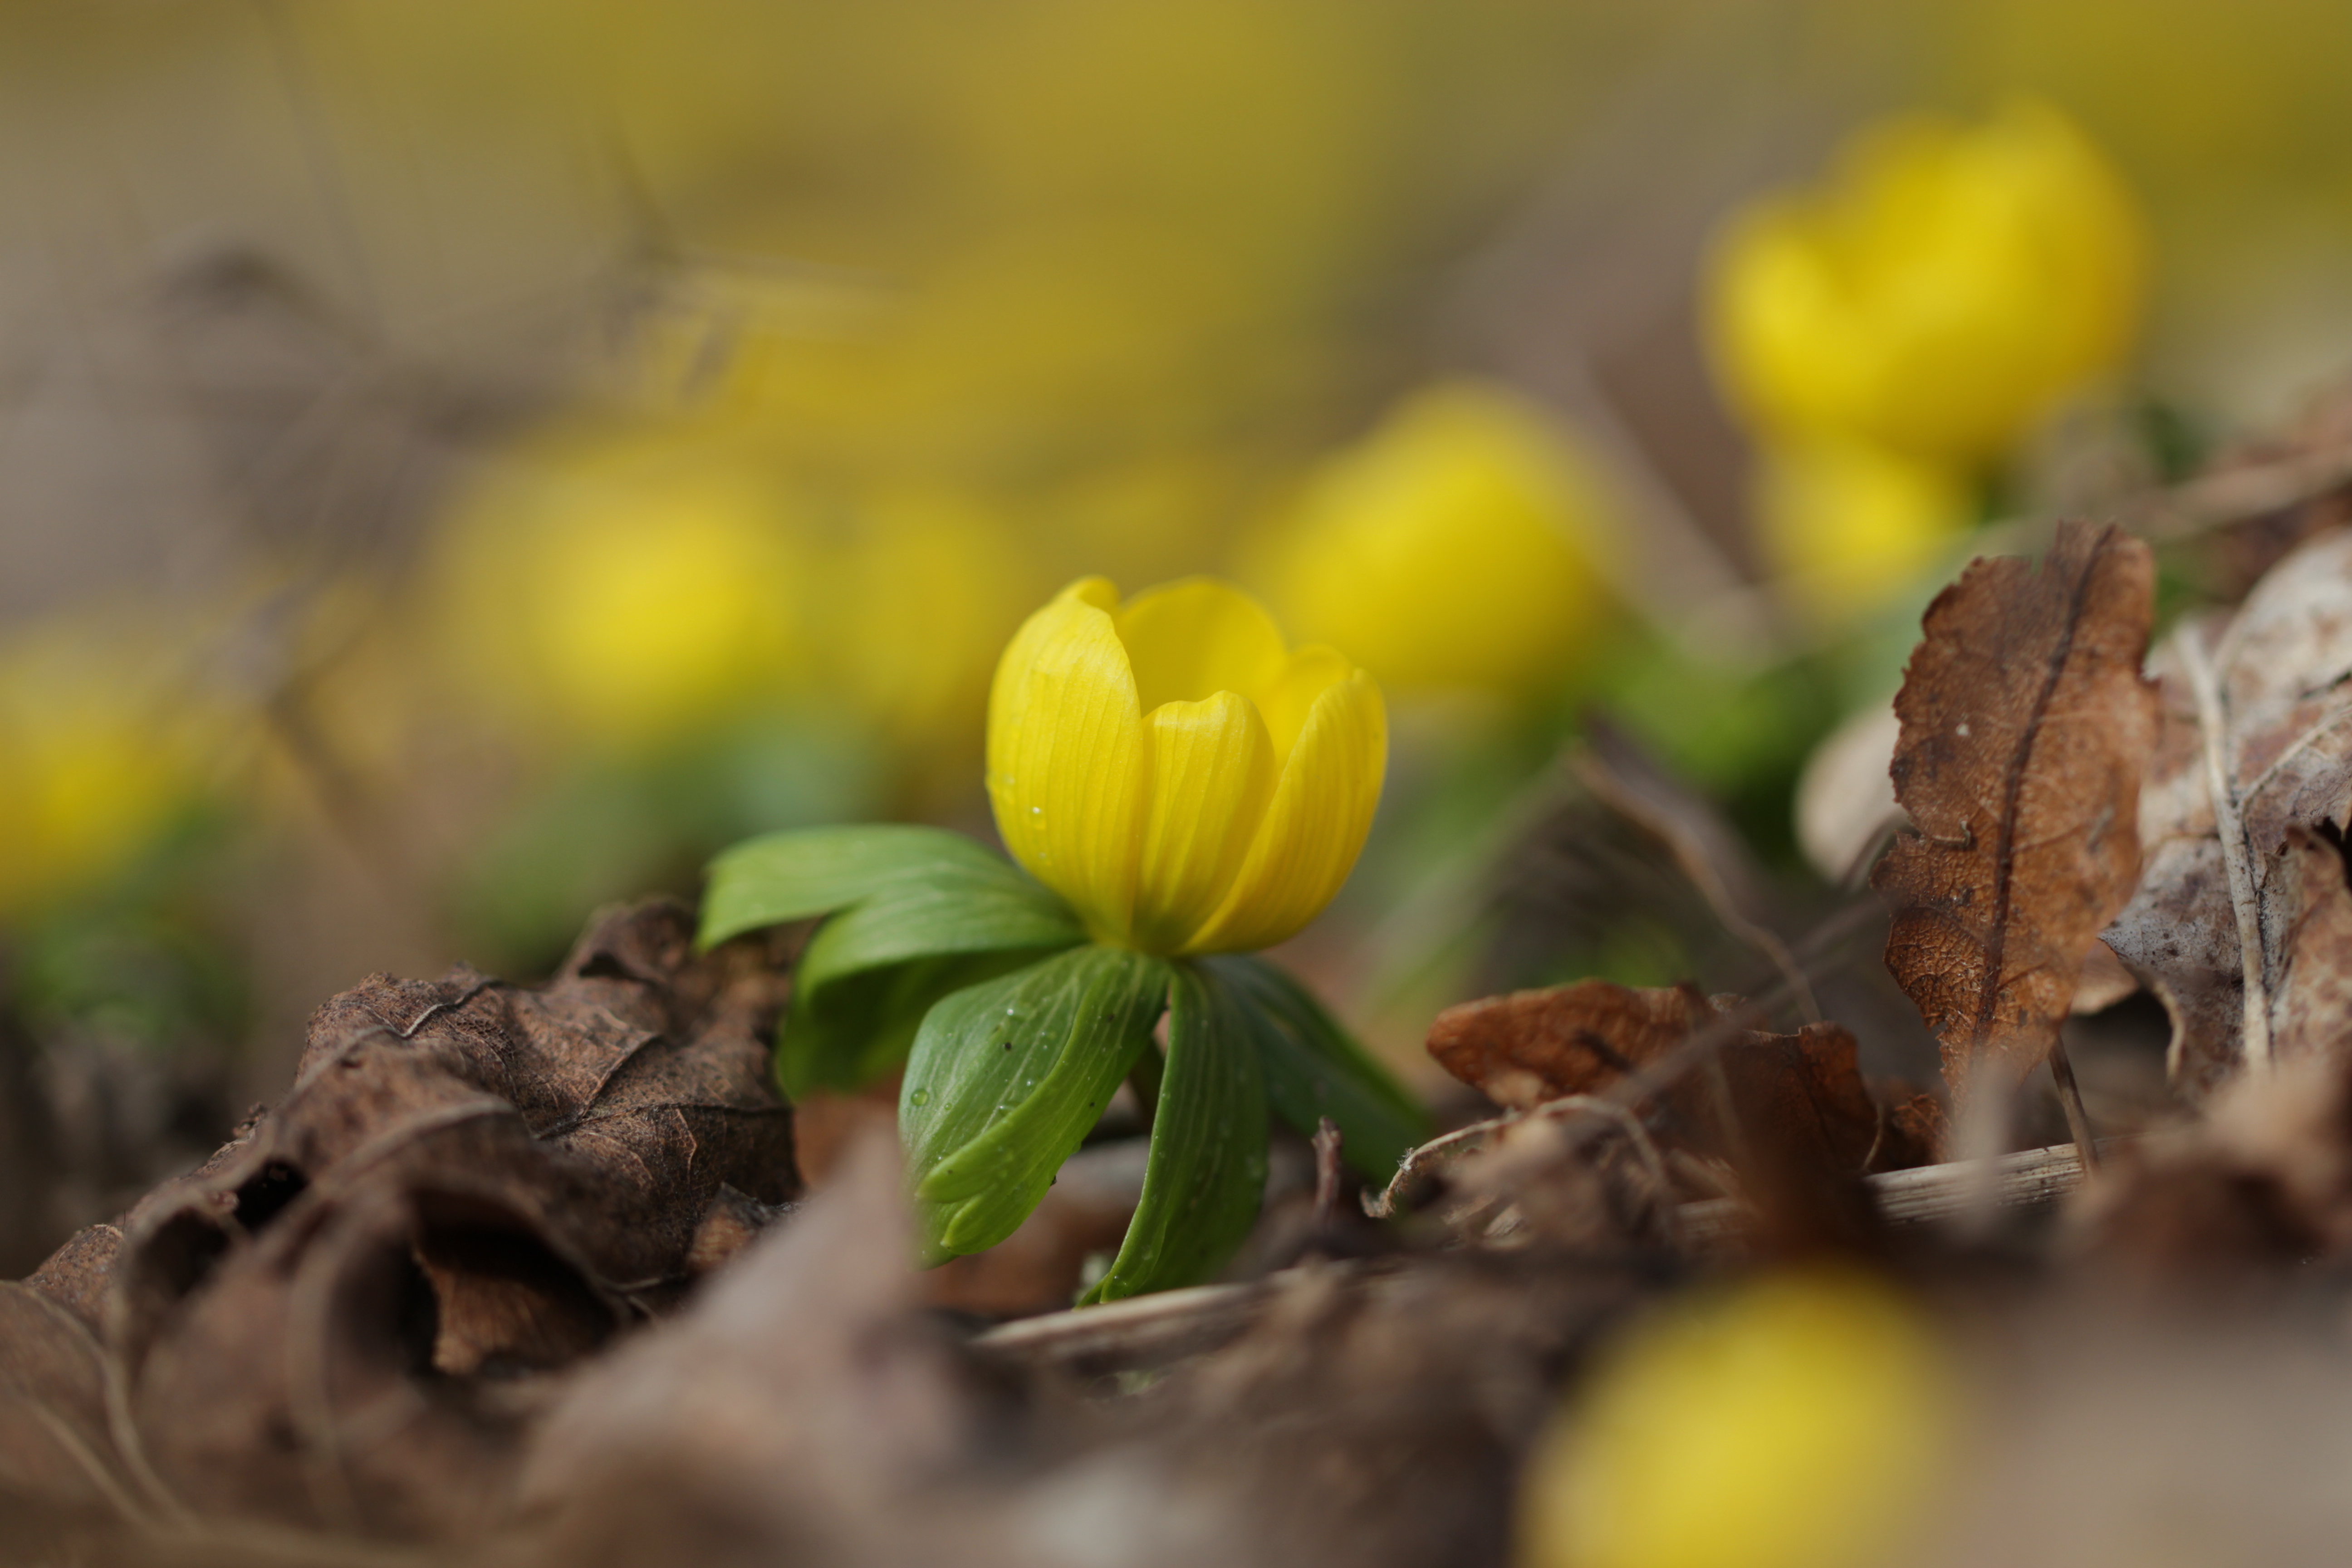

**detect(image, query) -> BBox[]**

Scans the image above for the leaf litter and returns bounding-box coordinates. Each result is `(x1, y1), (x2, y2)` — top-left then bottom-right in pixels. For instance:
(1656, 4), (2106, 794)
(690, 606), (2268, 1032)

(39, 514), (2352, 1563)
(1872, 519), (2159, 1127)
(2106, 527), (2352, 1096)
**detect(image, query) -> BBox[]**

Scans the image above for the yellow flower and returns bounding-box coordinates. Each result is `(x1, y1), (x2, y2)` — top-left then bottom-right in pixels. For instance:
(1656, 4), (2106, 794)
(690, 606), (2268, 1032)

(1755, 440), (1974, 623)
(816, 487), (1028, 757)
(0, 613), (235, 918)
(432, 431), (806, 753)
(1706, 100), (2143, 467)
(987, 577), (1385, 956)
(1252, 381), (1614, 696)
(1518, 1269), (1955, 1568)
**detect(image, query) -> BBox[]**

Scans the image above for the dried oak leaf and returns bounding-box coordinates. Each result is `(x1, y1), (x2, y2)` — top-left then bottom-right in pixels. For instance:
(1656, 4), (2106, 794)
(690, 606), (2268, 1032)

(1874, 519), (2159, 1098)
(9, 899), (798, 1544)
(2105, 529), (2352, 1097)
(1426, 979), (1936, 1179)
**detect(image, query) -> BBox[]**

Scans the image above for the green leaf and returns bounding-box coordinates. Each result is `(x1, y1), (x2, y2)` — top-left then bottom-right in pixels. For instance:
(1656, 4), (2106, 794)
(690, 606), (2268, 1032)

(1082, 962), (1267, 1303)
(902, 946), (1169, 1263)
(700, 825), (1087, 1097)
(698, 823), (1079, 950)
(1206, 954), (1426, 1183)
(781, 945), (1062, 1098)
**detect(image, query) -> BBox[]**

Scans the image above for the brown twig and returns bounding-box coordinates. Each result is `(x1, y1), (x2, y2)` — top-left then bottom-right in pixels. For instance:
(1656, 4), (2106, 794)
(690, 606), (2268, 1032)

(2045, 1038), (2102, 1175)
(1574, 730), (1822, 1021)
(1310, 1117), (1343, 1232)
(2178, 621), (2274, 1074)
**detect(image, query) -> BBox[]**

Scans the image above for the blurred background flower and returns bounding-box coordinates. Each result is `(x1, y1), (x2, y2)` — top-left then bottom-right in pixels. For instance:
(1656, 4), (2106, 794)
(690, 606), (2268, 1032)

(1706, 100), (2143, 470)
(12, 0), (2352, 1265)
(1517, 1269), (1959, 1568)
(1247, 380), (1618, 701)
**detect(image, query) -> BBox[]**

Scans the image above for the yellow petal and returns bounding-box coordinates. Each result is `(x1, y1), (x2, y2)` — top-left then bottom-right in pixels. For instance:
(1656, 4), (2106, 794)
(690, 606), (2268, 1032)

(1131, 691), (1280, 954)
(1115, 577), (1288, 713)
(986, 578), (1144, 941)
(1248, 644), (1352, 760)
(1181, 668), (1386, 955)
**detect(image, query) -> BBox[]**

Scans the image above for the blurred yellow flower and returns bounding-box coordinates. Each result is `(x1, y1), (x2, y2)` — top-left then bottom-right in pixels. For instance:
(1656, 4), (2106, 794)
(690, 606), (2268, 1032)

(1754, 441), (1974, 622)
(1518, 1269), (1955, 1568)
(1706, 100), (2144, 467)
(988, 577), (1385, 956)
(0, 616), (234, 918)
(433, 432), (806, 753)
(817, 486), (1029, 756)
(1251, 382), (1615, 696)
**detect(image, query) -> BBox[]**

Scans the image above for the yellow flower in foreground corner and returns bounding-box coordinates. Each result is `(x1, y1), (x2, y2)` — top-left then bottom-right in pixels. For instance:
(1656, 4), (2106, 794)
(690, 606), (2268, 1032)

(1707, 100), (2142, 467)
(1519, 1269), (1956, 1568)
(988, 577), (1385, 956)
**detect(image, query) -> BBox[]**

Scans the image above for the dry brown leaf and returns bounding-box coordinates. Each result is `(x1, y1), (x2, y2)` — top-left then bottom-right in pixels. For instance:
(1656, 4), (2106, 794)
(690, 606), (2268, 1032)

(1427, 979), (1716, 1117)
(4, 899), (798, 1544)
(1873, 519), (2159, 1099)
(512, 1130), (988, 1564)
(1425, 979), (1935, 1178)
(2105, 529), (2352, 1097)
(0, 1285), (141, 1524)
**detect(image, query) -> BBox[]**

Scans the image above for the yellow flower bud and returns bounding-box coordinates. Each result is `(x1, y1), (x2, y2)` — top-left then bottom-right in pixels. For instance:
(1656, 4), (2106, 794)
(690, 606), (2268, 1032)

(1518, 1269), (1955, 1568)
(1252, 381), (1614, 696)
(1755, 440), (1974, 623)
(1706, 100), (2144, 466)
(987, 577), (1385, 956)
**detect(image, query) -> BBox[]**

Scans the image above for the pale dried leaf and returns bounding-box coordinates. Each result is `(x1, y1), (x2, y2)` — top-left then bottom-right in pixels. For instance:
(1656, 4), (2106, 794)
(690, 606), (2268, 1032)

(2107, 529), (2352, 1096)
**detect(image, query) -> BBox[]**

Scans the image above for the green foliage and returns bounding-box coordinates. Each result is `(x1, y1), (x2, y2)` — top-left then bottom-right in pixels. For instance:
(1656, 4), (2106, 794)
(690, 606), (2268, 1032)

(457, 717), (877, 974)
(698, 824), (1429, 1295)
(1207, 953), (1426, 1184)
(701, 823), (1088, 1096)
(900, 945), (1170, 1263)
(1081, 962), (1269, 1303)
(13, 809), (249, 1058)
(782, 946), (1070, 1100)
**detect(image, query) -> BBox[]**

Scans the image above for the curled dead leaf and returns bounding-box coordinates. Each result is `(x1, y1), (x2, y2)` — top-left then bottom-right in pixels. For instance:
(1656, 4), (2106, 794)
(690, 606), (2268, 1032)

(6, 899), (799, 1544)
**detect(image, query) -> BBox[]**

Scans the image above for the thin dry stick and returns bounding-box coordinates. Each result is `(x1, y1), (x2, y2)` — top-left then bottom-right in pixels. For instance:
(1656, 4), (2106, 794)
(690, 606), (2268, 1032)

(1369, 897), (1887, 1218)
(2044, 1040), (2102, 1174)
(1365, 1093), (1681, 1245)
(2239, 706), (2352, 805)
(1586, 900), (1882, 1124)
(2178, 622), (2275, 1074)
(2131, 441), (2352, 542)
(1310, 1117), (1343, 1232)
(1573, 750), (1823, 1021)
